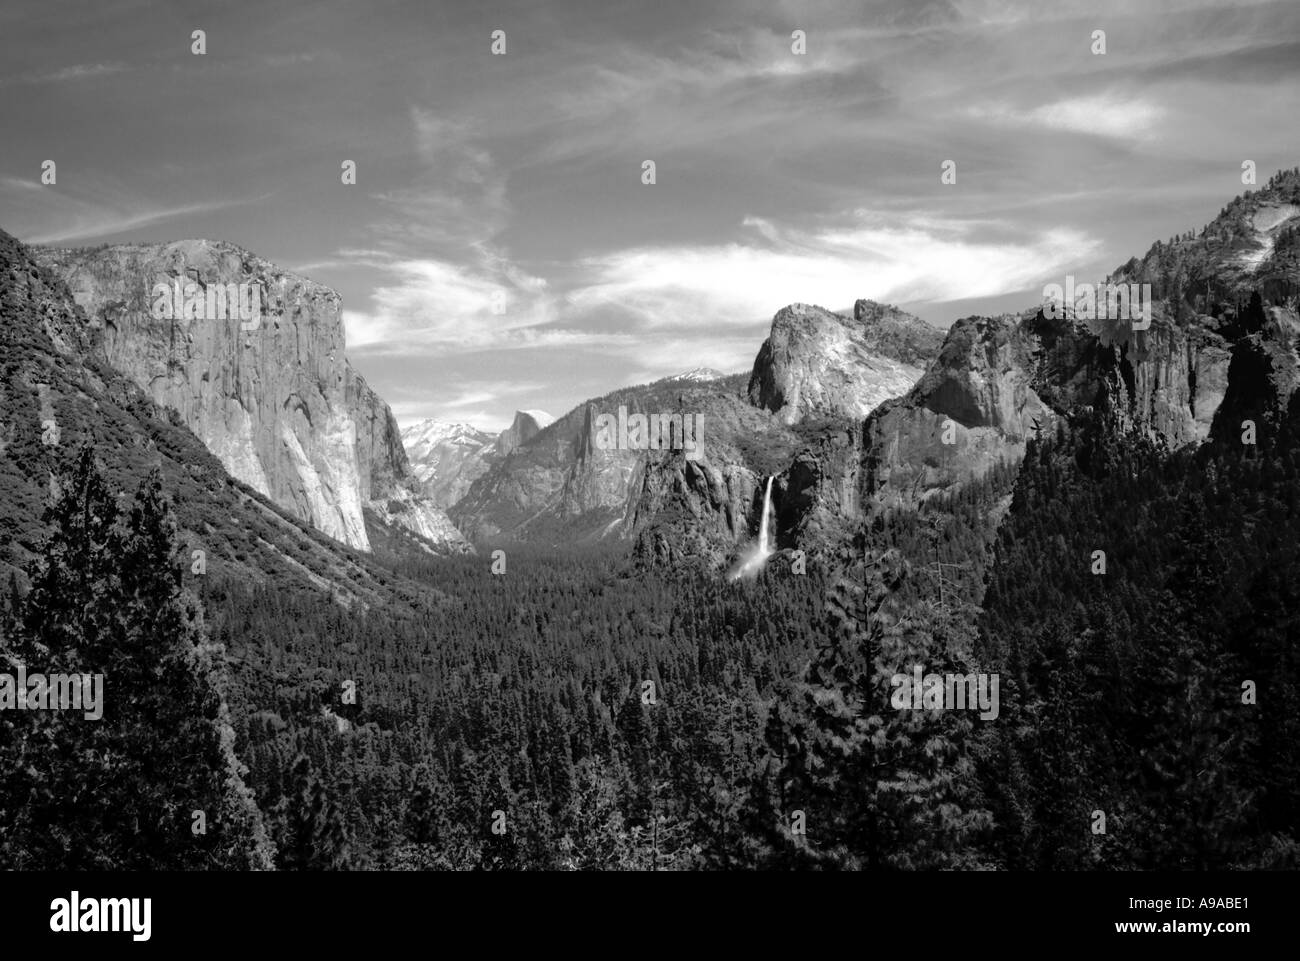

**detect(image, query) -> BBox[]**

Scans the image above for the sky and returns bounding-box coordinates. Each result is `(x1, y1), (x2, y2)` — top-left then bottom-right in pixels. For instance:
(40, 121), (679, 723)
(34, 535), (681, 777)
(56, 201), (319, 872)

(2, 0), (1298, 431)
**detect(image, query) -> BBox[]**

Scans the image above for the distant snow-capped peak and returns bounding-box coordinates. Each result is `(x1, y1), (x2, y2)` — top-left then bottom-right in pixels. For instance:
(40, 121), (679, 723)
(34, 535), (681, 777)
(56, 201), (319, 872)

(666, 367), (726, 382)
(401, 420), (495, 455)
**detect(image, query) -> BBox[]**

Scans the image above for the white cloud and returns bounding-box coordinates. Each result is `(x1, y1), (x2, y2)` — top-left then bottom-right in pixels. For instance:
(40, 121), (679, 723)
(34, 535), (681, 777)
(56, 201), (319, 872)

(568, 212), (1100, 331)
(343, 254), (558, 354)
(344, 107), (565, 356)
(968, 93), (1166, 138)
(373, 107), (511, 252)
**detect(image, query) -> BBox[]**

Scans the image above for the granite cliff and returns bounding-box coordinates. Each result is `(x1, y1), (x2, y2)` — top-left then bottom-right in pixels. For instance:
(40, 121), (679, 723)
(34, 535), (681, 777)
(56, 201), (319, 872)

(0, 226), (433, 606)
(34, 241), (470, 556)
(748, 300), (943, 425)
(450, 381), (694, 544)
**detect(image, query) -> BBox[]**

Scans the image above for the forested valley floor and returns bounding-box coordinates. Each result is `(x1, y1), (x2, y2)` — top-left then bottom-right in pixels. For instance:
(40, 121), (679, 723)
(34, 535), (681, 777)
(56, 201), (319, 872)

(3, 421), (1298, 869)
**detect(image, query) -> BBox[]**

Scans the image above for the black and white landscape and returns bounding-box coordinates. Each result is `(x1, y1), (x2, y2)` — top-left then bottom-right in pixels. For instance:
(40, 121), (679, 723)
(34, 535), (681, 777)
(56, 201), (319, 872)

(1, 0), (1299, 875)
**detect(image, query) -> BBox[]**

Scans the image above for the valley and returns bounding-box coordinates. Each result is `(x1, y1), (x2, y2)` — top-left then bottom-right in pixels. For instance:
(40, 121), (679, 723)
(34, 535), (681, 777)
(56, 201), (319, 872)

(3, 169), (1300, 871)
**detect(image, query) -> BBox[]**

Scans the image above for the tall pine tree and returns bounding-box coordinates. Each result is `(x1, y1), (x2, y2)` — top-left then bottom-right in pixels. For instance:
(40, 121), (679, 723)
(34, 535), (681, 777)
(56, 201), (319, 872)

(0, 448), (274, 869)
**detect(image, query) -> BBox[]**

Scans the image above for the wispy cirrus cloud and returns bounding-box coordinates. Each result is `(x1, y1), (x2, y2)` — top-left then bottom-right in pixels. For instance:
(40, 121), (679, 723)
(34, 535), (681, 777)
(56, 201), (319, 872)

(345, 107), (567, 357)
(368, 107), (512, 254)
(21, 198), (264, 245)
(1, 176), (43, 192)
(342, 254), (557, 354)
(262, 52), (316, 68)
(0, 61), (128, 86)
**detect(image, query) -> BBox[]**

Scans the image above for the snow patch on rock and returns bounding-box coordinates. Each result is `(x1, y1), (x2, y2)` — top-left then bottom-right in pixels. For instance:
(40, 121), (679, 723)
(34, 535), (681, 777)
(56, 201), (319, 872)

(1239, 203), (1300, 270)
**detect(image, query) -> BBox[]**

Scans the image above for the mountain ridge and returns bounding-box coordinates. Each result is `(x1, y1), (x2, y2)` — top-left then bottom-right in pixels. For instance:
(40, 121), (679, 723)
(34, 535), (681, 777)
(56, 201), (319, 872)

(861, 168), (1300, 515)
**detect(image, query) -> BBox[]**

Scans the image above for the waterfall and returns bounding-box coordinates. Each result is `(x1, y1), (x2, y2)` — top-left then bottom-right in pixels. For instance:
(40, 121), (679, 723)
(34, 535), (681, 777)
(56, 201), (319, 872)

(757, 475), (774, 557)
(730, 475), (775, 580)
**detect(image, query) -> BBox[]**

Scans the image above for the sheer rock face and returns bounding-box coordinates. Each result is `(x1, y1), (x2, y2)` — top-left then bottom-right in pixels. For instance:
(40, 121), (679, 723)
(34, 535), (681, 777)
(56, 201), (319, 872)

(35, 240), (469, 554)
(861, 305), (1279, 508)
(0, 226), (434, 605)
(629, 299), (938, 569)
(736, 176), (1300, 548)
(856, 170), (1300, 510)
(345, 370), (473, 554)
(346, 368), (409, 504)
(451, 392), (676, 544)
(864, 313), (1064, 506)
(496, 409), (553, 458)
(747, 301), (944, 426)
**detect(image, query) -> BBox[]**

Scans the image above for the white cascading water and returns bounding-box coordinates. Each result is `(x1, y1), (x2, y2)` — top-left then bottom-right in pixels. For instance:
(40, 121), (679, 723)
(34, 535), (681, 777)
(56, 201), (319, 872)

(731, 476), (775, 580)
(757, 475), (773, 555)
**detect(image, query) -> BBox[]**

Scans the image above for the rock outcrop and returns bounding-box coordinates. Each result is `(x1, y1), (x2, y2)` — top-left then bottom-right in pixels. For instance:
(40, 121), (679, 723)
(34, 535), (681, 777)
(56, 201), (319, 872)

(748, 301), (944, 426)
(863, 312), (1060, 506)
(861, 306), (1249, 507)
(1112, 168), (1300, 308)
(386, 173), (1300, 570)
(35, 240), (470, 555)
(495, 409), (554, 458)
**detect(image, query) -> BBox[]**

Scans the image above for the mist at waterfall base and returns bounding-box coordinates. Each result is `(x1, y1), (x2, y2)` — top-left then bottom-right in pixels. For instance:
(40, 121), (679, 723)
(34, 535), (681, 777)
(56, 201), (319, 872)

(729, 476), (775, 581)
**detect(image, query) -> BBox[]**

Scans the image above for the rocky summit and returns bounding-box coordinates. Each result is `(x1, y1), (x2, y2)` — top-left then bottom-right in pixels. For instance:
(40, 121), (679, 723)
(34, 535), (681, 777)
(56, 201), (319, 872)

(495, 409), (555, 458)
(747, 300), (944, 426)
(638, 172), (1300, 570)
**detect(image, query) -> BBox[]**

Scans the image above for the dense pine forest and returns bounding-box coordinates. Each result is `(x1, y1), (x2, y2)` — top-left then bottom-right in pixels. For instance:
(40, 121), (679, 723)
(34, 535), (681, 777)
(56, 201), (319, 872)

(3, 416), (1298, 868)
(203, 546), (827, 869)
(975, 404), (1300, 869)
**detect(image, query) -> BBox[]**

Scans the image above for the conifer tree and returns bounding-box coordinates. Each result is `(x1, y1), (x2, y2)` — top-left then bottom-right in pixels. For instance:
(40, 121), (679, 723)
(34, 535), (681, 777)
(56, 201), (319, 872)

(0, 448), (274, 869)
(772, 544), (991, 869)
